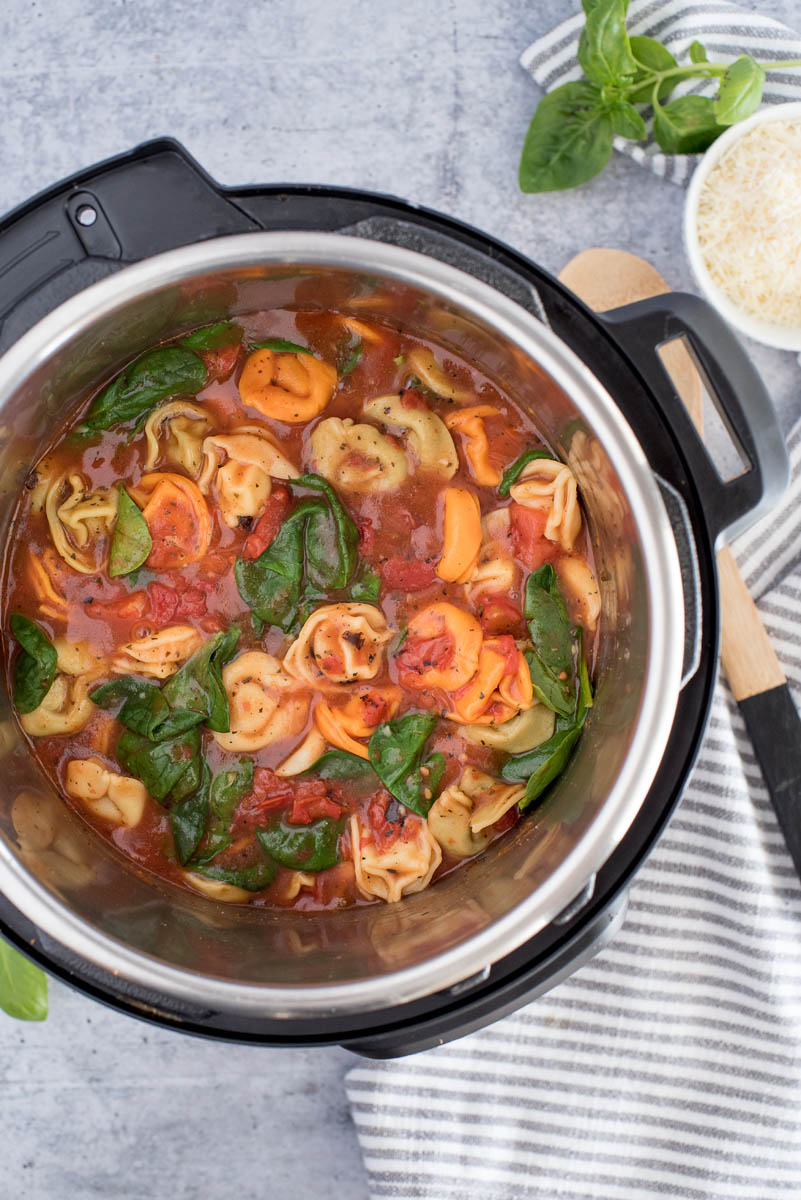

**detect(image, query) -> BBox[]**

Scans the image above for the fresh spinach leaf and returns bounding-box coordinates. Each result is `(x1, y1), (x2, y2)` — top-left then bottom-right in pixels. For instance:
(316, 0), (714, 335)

(180, 321), (243, 352)
(10, 615), (57, 715)
(0, 940), (48, 1021)
(525, 649), (574, 718)
(91, 676), (177, 739)
(162, 628), (239, 733)
(652, 95), (725, 154)
(257, 816), (342, 872)
(306, 750), (378, 782)
(295, 473), (359, 590)
(109, 486), (152, 578)
(340, 343), (363, 376)
(251, 338), (311, 355)
(117, 726), (201, 803)
(627, 36), (678, 102)
(577, 0), (637, 86)
(714, 56), (765, 125)
(519, 81), (614, 194)
(81, 347), (206, 433)
(234, 499), (315, 630)
(498, 448), (552, 497)
(192, 857), (277, 892)
(199, 759), (254, 859)
(347, 564), (381, 604)
(368, 712), (439, 818)
(524, 566), (574, 680)
(170, 764), (210, 866)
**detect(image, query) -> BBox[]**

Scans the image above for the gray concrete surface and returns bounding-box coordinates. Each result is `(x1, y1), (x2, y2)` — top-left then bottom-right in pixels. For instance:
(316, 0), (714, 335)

(1, 1), (799, 1197)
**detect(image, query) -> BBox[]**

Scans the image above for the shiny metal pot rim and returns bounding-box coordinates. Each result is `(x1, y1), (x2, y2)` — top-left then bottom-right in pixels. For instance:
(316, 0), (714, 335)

(0, 233), (684, 1015)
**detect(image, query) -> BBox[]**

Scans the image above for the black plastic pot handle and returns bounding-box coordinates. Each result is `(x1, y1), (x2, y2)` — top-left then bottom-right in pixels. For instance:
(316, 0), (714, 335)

(600, 293), (788, 542)
(0, 138), (259, 330)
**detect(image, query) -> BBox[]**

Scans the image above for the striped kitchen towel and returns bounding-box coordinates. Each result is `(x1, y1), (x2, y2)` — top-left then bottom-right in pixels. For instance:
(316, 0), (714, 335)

(520, 0), (801, 185)
(345, 434), (801, 1193)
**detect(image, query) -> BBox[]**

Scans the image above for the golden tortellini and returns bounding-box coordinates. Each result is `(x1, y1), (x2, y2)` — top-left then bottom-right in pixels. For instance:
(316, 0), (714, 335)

(283, 603), (393, 691)
(20, 674), (93, 737)
(363, 393), (458, 478)
(64, 758), (148, 827)
(213, 651), (310, 752)
(404, 346), (472, 402)
(464, 508), (518, 607)
(350, 812), (442, 903)
(183, 872), (254, 904)
(45, 474), (119, 574)
(556, 555), (601, 633)
(307, 417), (408, 494)
(455, 767), (526, 834)
(53, 637), (107, 679)
(509, 458), (582, 552)
(111, 625), (204, 680)
(143, 401), (211, 476)
(197, 426), (299, 528)
(427, 783), (493, 858)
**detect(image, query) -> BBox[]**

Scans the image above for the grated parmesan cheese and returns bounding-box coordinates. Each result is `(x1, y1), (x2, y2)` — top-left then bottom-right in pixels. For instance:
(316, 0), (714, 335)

(696, 120), (801, 327)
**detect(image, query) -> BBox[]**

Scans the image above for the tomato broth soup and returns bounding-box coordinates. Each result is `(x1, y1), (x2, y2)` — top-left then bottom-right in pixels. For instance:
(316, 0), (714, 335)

(2, 310), (600, 910)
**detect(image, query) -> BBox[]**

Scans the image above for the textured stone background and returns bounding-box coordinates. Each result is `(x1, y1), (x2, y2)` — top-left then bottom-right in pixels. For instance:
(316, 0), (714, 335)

(0, 1), (798, 1196)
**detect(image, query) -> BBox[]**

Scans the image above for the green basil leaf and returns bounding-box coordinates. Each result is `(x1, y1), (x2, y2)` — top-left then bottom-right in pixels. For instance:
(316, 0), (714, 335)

(0, 940), (48, 1021)
(295, 473), (359, 590)
(234, 500), (316, 630)
(627, 36), (678, 102)
(519, 82), (614, 194)
(577, 0), (637, 85)
(368, 711), (439, 817)
(81, 347), (207, 433)
(257, 815), (342, 872)
(498, 448), (552, 496)
(714, 56), (765, 126)
(180, 321), (243, 352)
(251, 338), (311, 355)
(610, 100), (646, 140)
(652, 95), (725, 154)
(306, 750), (379, 782)
(108, 486), (152, 578)
(10, 614), (57, 715)
(192, 857), (277, 892)
(689, 40), (708, 64)
(340, 343), (363, 376)
(117, 726), (201, 803)
(162, 628), (239, 733)
(347, 565), (381, 604)
(170, 764), (210, 866)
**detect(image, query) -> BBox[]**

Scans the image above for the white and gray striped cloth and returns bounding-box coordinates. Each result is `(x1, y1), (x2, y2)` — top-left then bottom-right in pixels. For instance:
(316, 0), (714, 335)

(345, 419), (801, 1195)
(520, 0), (801, 185)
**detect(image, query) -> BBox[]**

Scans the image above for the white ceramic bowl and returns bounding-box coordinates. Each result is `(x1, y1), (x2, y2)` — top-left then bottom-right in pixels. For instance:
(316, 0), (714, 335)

(684, 100), (801, 352)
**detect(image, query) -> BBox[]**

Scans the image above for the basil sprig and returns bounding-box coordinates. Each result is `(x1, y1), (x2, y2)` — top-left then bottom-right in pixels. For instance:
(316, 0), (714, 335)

(234, 473), (359, 631)
(79, 346), (207, 434)
(519, 0), (801, 193)
(0, 940), (48, 1022)
(109, 486), (152, 578)
(10, 615), (57, 715)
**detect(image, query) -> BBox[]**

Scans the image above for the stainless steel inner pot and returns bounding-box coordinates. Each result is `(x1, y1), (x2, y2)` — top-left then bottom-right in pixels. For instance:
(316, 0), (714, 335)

(0, 233), (685, 1016)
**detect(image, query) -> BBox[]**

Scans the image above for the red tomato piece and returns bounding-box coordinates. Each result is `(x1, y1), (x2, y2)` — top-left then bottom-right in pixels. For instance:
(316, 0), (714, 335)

(397, 633), (454, 677)
(242, 485), (292, 561)
(146, 582), (178, 625)
(478, 596), (525, 638)
(201, 343), (240, 382)
(356, 515), (375, 555)
(380, 557), (436, 592)
(289, 795), (343, 825)
(509, 503), (557, 569)
(401, 388), (428, 410)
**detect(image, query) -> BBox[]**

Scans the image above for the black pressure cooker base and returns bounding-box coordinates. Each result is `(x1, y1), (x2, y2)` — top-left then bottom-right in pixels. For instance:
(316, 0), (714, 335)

(0, 139), (727, 1056)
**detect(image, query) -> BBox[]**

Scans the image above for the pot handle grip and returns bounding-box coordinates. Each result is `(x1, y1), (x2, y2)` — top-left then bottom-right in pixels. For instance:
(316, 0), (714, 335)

(0, 138), (258, 333)
(599, 293), (788, 542)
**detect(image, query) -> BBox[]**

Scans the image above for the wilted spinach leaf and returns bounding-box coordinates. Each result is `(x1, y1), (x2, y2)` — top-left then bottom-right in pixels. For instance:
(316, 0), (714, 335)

(196, 759), (254, 860)
(368, 712), (441, 817)
(306, 750), (378, 782)
(339, 343), (363, 376)
(0, 940), (48, 1021)
(498, 448), (552, 497)
(170, 764), (210, 865)
(81, 347), (206, 433)
(347, 564), (381, 604)
(180, 321), (243, 352)
(295, 473), (359, 590)
(117, 726), (201, 803)
(109, 486), (152, 578)
(251, 338), (311, 355)
(257, 815), (342, 872)
(192, 856), (277, 892)
(10, 615), (57, 715)
(162, 628), (239, 733)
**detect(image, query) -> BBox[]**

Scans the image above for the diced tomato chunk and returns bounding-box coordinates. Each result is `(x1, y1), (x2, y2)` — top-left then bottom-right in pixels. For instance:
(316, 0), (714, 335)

(146, 576), (208, 626)
(201, 343), (240, 382)
(401, 388), (428, 410)
(289, 795), (343, 825)
(147, 581), (178, 624)
(380, 556), (436, 592)
(478, 596), (525, 637)
(242, 485), (292, 560)
(366, 789), (403, 852)
(397, 633), (453, 677)
(509, 503), (557, 569)
(356, 515), (375, 555)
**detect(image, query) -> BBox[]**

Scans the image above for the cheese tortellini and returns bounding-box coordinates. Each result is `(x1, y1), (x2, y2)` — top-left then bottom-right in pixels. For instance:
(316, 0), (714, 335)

(197, 426), (299, 528)
(20, 674), (93, 737)
(307, 417), (408, 494)
(363, 393), (458, 478)
(45, 474), (119, 575)
(404, 347), (473, 402)
(143, 401), (211, 476)
(238, 347), (337, 423)
(427, 783), (493, 858)
(65, 758), (148, 827)
(461, 702), (555, 753)
(454, 767), (526, 834)
(283, 603), (393, 692)
(351, 812), (442, 903)
(111, 625), (204, 680)
(213, 651), (310, 752)
(509, 458), (582, 552)
(464, 508), (518, 607)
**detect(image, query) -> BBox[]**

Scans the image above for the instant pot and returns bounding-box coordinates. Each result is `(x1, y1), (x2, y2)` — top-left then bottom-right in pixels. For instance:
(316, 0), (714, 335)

(0, 140), (786, 1057)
